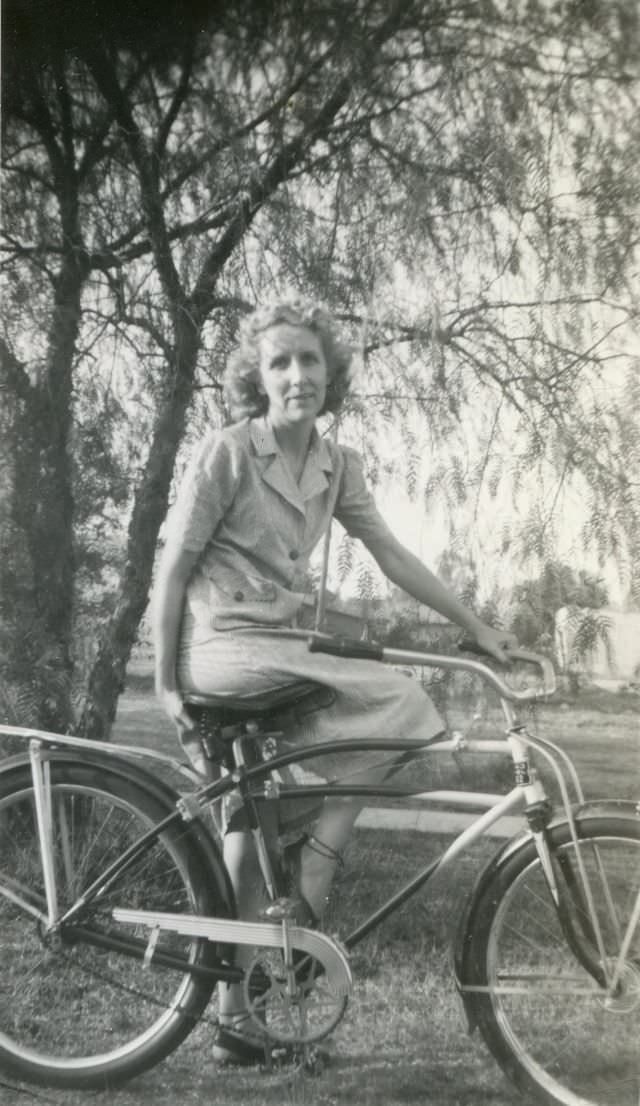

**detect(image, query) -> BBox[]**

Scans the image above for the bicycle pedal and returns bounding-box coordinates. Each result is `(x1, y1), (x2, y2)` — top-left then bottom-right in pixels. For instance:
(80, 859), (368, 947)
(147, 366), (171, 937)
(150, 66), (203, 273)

(263, 1042), (330, 1075)
(300, 1044), (331, 1075)
(259, 896), (304, 921)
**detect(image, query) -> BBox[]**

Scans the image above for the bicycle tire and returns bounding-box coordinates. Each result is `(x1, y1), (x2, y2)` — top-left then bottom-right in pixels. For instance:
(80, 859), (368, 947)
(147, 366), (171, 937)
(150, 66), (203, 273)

(462, 815), (640, 1106)
(0, 757), (233, 1089)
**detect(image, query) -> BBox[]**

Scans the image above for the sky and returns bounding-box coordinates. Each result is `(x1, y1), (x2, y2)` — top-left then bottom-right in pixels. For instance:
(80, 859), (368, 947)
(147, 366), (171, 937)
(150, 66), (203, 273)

(322, 429), (628, 611)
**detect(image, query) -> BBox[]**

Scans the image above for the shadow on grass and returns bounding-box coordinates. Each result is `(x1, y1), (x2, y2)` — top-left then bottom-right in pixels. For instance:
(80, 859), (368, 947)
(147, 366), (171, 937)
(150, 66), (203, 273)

(326, 1051), (524, 1105)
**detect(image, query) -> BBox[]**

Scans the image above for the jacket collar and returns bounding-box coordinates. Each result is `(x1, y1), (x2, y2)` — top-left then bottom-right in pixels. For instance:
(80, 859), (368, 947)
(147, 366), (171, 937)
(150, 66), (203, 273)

(249, 416), (333, 512)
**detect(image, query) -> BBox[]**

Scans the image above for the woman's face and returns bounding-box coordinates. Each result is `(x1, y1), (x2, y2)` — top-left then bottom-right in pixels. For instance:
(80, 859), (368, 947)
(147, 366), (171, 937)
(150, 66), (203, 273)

(257, 323), (329, 429)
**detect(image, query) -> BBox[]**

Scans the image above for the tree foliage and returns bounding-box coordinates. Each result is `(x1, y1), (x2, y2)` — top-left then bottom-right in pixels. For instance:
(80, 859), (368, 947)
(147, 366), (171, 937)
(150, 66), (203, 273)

(2, 0), (639, 735)
(509, 559), (610, 663)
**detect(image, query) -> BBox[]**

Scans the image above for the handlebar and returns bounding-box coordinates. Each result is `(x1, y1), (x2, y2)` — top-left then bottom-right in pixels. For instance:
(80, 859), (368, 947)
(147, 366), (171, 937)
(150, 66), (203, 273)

(306, 632), (556, 703)
(307, 634), (385, 661)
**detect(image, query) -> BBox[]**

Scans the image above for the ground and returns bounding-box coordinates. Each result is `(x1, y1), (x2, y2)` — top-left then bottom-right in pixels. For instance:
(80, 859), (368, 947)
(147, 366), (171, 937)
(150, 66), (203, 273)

(0, 667), (637, 1106)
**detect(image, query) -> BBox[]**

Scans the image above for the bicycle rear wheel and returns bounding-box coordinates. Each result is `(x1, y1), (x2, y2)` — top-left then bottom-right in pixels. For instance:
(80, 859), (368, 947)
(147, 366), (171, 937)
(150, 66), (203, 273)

(0, 758), (232, 1089)
(463, 816), (640, 1106)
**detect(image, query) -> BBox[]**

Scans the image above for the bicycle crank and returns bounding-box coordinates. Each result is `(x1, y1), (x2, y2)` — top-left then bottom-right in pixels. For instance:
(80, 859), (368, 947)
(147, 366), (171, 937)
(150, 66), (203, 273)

(112, 907), (353, 1034)
(243, 939), (349, 1044)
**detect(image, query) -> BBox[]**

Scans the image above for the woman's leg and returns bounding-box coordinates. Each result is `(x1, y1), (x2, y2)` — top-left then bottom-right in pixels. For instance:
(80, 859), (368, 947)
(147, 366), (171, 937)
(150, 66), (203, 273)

(217, 830), (265, 1029)
(217, 800), (280, 1031)
(297, 761), (393, 919)
(296, 800), (358, 918)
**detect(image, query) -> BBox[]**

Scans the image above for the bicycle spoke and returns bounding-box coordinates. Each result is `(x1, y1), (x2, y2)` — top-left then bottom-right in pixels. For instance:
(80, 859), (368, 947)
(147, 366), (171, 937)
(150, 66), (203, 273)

(467, 820), (640, 1106)
(0, 762), (223, 1087)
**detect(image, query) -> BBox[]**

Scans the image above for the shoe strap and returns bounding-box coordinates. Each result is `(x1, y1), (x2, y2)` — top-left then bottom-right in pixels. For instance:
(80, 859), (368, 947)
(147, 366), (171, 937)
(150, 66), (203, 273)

(305, 833), (344, 868)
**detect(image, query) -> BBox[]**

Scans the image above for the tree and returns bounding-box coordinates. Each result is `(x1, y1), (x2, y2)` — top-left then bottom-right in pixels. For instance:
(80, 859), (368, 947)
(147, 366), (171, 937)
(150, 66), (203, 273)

(509, 560), (610, 666)
(2, 0), (639, 738)
(4, 0), (414, 733)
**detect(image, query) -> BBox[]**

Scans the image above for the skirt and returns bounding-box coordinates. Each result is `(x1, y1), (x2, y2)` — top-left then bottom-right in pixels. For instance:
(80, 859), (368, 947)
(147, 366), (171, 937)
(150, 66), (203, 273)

(177, 626), (444, 830)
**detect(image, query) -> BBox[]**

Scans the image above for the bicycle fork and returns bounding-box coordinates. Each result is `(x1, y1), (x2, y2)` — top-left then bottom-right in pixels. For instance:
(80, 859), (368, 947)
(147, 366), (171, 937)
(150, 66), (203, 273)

(527, 794), (639, 998)
(508, 728), (637, 998)
(545, 836), (639, 996)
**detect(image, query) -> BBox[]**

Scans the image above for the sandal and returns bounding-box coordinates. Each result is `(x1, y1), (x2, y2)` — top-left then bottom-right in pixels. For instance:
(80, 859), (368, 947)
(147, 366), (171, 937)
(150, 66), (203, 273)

(213, 970), (270, 1067)
(212, 1023), (266, 1067)
(212, 1022), (332, 1070)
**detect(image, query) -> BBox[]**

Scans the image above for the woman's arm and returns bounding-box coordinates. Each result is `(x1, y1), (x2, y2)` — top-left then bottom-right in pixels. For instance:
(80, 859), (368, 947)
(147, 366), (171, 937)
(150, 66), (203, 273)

(152, 541), (200, 731)
(369, 536), (516, 662)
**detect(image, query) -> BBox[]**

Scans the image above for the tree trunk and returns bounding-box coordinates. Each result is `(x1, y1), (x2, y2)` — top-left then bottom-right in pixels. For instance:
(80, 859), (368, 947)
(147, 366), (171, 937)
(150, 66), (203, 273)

(0, 342), (41, 731)
(78, 320), (200, 740)
(1, 254), (85, 732)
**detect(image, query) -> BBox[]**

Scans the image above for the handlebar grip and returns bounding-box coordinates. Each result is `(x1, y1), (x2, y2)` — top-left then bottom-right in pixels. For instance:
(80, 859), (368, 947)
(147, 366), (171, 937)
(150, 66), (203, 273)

(458, 640), (556, 693)
(457, 639), (514, 663)
(307, 633), (384, 661)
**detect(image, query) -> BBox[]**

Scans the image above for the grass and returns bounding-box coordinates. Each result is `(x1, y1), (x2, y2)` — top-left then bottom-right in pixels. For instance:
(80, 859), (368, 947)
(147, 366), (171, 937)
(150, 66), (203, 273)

(0, 665), (638, 1106)
(0, 832), (510, 1106)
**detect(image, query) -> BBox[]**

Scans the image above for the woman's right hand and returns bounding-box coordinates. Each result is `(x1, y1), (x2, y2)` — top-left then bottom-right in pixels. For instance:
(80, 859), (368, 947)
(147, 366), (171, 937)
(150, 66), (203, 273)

(152, 542), (201, 736)
(157, 685), (212, 777)
(156, 686), (196, 736)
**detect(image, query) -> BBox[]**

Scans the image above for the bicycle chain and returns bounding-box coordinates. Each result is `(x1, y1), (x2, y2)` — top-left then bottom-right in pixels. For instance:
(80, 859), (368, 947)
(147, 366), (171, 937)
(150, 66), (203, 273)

(69, 948), (331, 1080)
(68, 948), (219, 1028)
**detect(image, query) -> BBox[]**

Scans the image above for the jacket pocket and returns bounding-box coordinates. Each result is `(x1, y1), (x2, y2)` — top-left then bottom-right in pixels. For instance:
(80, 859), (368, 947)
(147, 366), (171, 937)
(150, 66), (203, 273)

(207, 570), (278, 605)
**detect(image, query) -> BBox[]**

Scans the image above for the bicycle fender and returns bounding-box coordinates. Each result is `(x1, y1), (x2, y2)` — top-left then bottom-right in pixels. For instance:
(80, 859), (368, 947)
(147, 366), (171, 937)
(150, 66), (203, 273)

(0, 750), (235, 916)
(452, 799), (640, 1033)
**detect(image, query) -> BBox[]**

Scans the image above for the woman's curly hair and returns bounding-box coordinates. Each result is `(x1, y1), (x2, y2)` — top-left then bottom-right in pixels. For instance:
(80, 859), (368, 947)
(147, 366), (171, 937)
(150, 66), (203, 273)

(223, 298), (353, 423)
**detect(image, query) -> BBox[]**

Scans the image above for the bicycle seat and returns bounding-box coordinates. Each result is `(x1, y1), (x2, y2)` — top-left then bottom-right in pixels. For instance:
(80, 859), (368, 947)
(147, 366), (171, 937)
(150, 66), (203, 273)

(183, 681), (325, 724)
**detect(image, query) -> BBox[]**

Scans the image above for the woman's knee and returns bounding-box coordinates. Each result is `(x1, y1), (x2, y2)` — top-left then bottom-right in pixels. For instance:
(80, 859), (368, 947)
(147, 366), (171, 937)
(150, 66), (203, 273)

(389, 672), (428, 718)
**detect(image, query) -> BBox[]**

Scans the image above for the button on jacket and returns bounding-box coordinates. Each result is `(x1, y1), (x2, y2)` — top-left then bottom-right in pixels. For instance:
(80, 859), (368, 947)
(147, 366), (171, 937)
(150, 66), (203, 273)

(166, 416), (396, 636)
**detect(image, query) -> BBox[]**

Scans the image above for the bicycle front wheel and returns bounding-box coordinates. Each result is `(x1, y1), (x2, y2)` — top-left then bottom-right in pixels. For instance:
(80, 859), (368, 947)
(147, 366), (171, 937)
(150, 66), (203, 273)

(463, 815), (640, 1106)
(0, 758), (232, 1089)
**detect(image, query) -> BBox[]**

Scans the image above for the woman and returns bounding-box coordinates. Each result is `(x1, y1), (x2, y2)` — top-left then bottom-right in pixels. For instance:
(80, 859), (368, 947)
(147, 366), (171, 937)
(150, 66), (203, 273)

(153, 298), (515, 1064)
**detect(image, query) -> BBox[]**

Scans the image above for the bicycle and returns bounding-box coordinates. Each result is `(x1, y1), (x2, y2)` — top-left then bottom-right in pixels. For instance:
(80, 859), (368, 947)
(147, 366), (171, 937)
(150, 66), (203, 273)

(0, 632), (638, 1106)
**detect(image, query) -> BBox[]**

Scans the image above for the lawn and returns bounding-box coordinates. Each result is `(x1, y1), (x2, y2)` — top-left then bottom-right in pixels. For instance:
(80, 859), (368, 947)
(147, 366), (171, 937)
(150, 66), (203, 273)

(0, 666), (638, 1106)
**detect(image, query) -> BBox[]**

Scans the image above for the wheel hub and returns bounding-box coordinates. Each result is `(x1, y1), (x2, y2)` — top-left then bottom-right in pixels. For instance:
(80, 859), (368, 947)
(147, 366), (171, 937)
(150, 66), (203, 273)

(598, 959), (640, 1015)
(37, 918), (64, 951)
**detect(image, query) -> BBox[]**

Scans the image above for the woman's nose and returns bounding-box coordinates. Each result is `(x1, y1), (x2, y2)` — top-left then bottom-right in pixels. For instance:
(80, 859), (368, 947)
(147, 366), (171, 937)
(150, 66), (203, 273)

(288, 356), (305, 379)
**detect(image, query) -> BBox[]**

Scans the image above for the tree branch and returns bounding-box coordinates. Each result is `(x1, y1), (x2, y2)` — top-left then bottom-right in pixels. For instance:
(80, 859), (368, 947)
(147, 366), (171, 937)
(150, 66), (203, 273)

(154, 44), (195, 160)
(158, 44), (340, 201)
(86, 49), (185, 311)
(190, 1), (420, 323)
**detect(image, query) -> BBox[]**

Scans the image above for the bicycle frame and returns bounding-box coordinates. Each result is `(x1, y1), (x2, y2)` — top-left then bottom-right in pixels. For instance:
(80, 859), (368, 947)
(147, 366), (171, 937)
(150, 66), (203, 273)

(0, 643), (634, 1005)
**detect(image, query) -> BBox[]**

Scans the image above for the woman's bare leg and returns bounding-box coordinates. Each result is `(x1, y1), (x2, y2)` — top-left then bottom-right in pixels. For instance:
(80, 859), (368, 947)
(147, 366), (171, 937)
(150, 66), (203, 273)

(217, 830), (266, 1028)
(218, 767), (395, 1019)
(298, 762), (391, 919)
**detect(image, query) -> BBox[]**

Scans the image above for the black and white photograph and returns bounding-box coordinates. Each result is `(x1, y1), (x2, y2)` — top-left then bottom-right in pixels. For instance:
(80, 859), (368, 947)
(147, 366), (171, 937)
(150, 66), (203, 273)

(1, 2), (639, 1104)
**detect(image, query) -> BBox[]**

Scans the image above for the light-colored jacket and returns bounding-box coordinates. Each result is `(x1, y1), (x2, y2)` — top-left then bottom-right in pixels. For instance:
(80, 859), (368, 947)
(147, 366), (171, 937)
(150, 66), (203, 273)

(166, 415), (394, 633)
